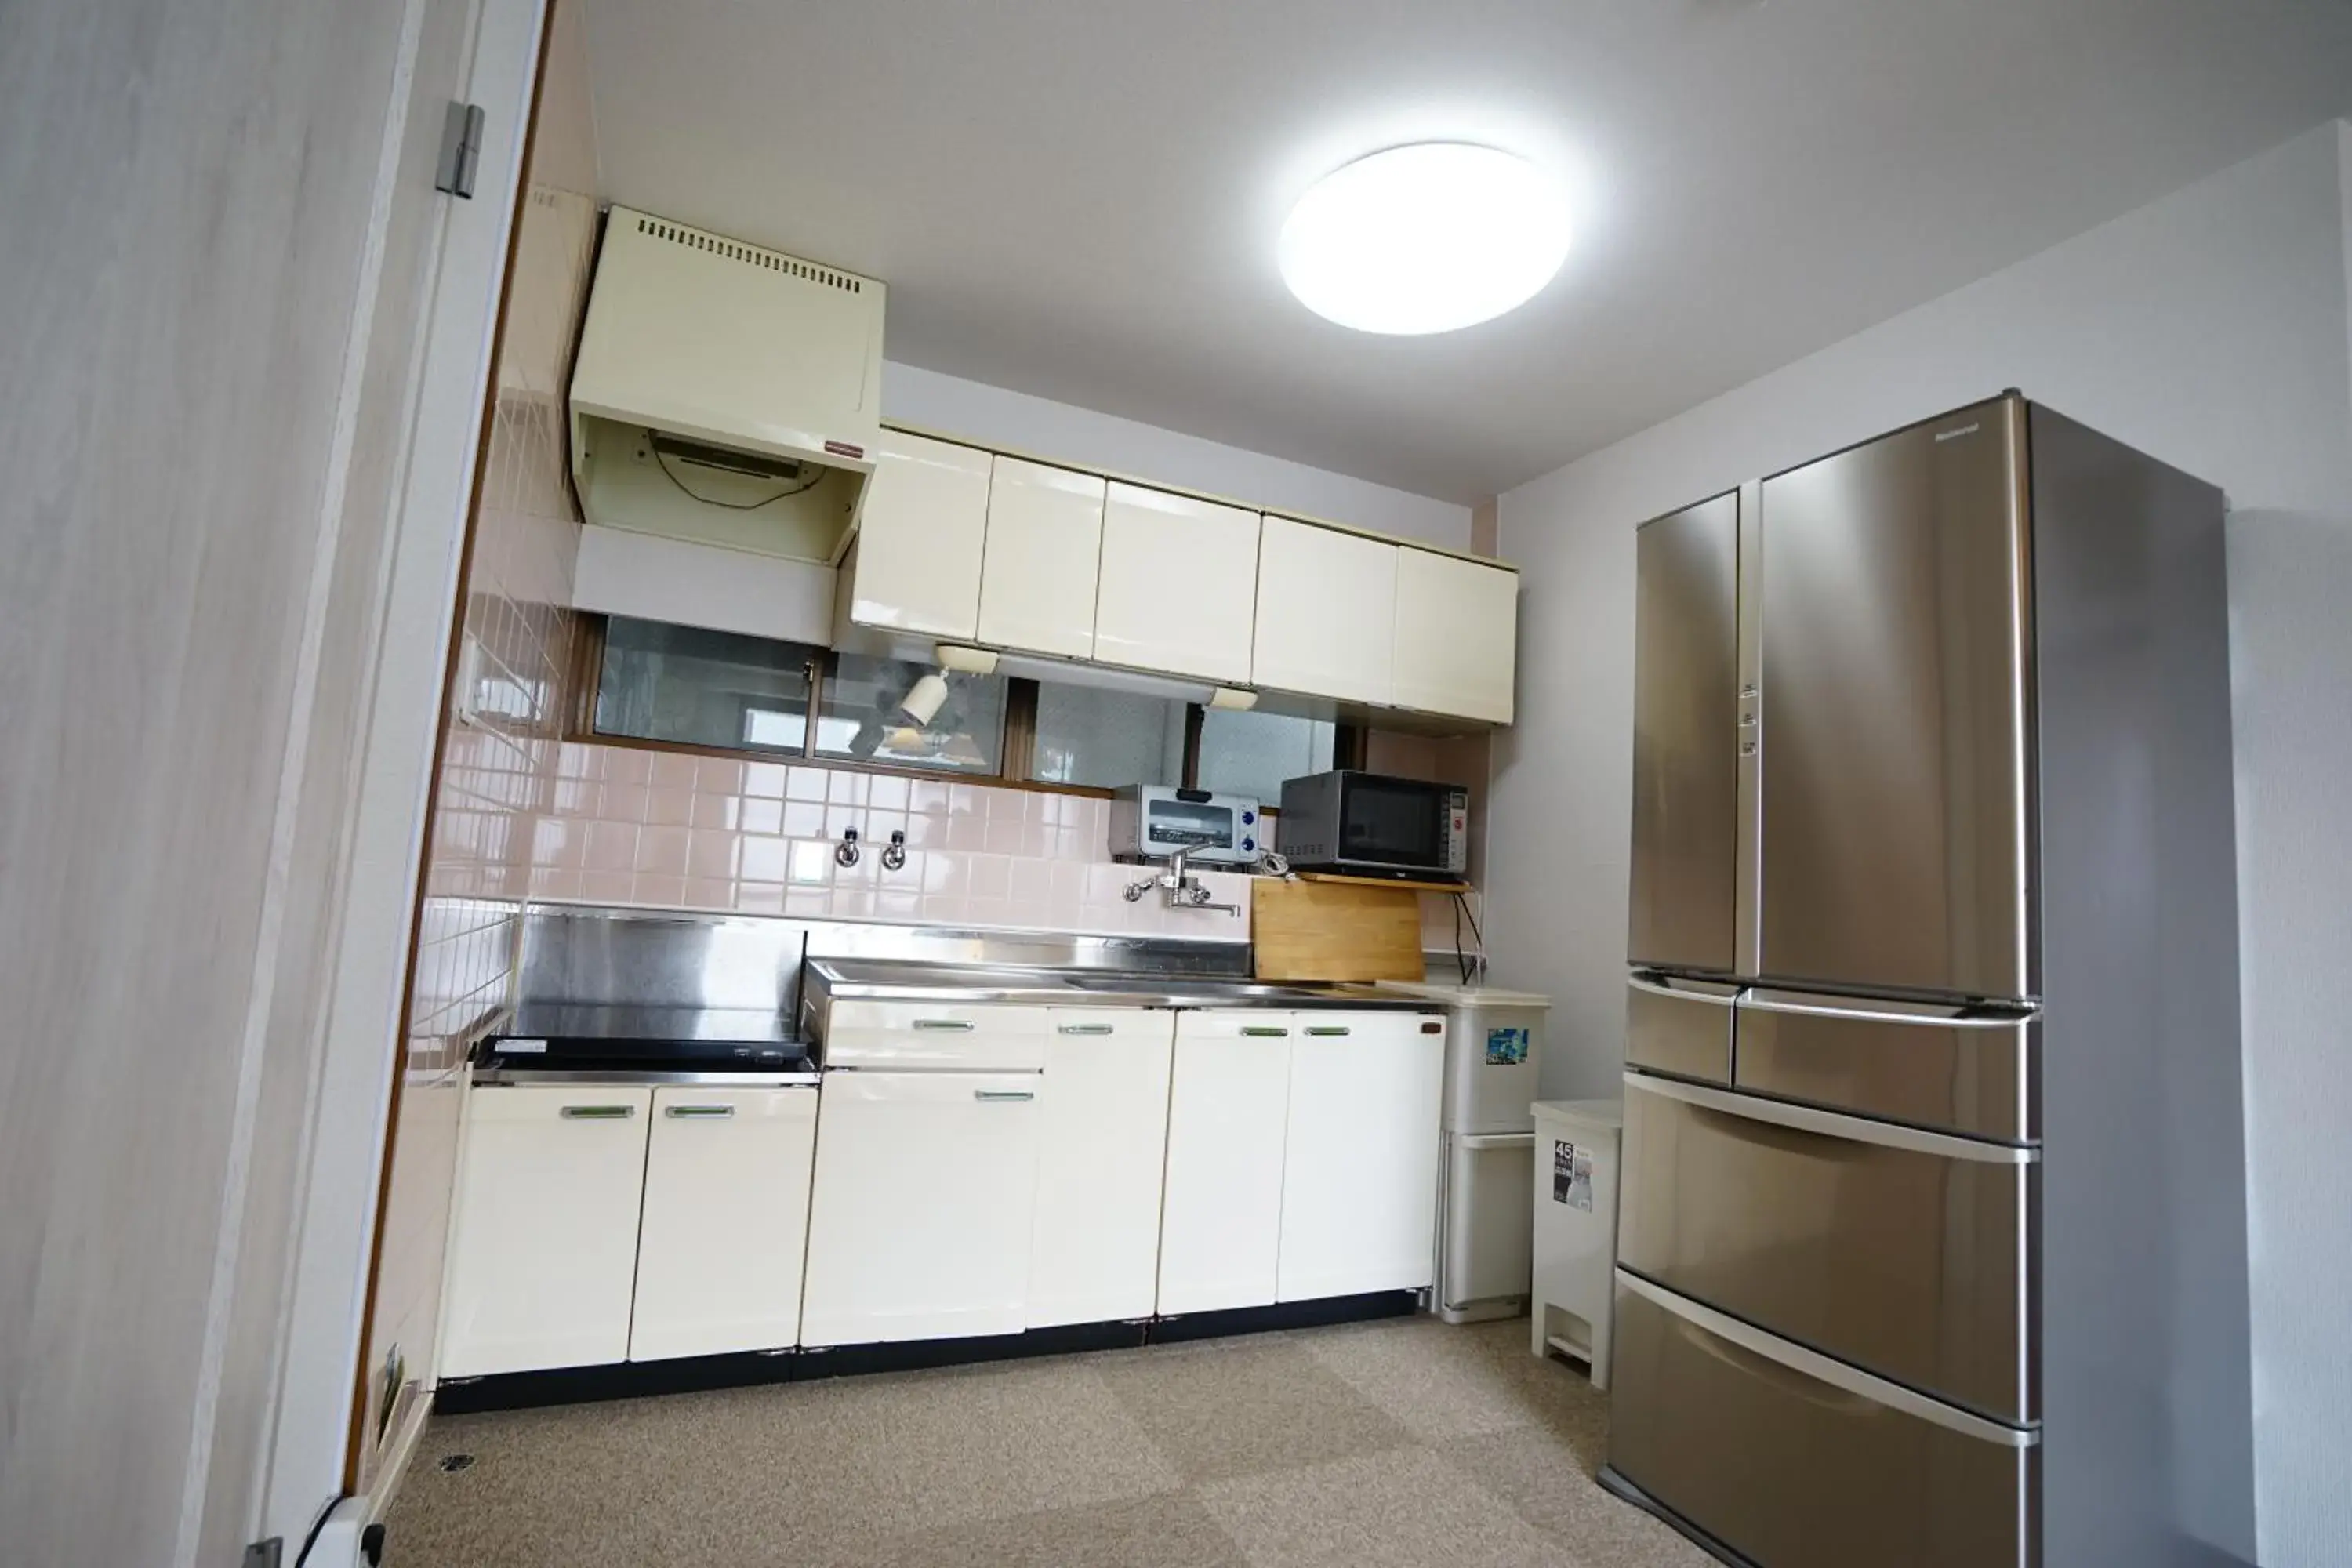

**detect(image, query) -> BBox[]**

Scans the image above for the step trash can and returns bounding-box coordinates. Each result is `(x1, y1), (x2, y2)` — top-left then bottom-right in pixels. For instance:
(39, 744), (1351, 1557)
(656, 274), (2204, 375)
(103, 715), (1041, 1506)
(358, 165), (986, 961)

(1374, 982), (1551, 1323)
(1530, 1098), (1622, 1388)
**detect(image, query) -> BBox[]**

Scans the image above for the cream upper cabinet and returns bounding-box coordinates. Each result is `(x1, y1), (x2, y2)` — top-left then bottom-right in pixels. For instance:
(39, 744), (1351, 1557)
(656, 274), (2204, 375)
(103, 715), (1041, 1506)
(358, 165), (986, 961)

(847, 430), (991, 640)
(1251, 517), (1398, 706)
(1393, 549), (1519, 723)
(1093, 482), (1260, 684)
(977, 457), (1105, 659)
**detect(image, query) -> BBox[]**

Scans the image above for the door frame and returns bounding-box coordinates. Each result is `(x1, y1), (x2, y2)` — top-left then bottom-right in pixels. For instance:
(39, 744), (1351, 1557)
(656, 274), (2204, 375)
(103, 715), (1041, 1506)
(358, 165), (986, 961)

(256, 0), (549, 1548)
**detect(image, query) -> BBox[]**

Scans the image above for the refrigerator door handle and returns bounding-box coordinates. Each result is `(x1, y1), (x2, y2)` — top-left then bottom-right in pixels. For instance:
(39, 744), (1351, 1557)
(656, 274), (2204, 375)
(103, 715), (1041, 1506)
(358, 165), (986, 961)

(1741, 989), (2035, 1030)
(1626, 1073), (2038, 1165)
(1456, 1131), (1535, 1150)
(1627, 975), (1740, 1005)
(1616, 1271), (2039, 1450)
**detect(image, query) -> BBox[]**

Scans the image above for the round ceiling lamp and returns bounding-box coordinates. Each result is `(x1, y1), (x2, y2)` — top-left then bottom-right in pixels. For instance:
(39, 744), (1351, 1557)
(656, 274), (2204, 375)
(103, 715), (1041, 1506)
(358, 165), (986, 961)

(1279, 143), (1570, 336)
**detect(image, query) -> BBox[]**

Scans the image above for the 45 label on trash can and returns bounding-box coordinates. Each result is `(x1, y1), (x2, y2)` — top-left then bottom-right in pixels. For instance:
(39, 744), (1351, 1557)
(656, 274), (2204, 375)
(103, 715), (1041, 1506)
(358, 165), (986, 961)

(1552, 1139), (1593, 1210)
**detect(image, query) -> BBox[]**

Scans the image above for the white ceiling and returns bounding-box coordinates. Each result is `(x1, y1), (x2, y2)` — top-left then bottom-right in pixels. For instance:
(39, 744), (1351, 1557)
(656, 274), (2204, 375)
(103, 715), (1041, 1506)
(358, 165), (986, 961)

(581, 0), (2352, 503)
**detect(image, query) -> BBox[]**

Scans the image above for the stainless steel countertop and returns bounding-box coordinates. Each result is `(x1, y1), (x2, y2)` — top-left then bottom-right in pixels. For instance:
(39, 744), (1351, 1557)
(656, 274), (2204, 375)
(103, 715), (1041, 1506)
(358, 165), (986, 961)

(804, 957), (1443, 1014)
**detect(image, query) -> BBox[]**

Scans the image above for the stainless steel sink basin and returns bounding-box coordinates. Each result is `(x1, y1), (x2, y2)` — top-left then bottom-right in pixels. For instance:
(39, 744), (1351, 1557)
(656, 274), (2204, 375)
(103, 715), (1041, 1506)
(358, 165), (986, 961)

(802, 957), (1433, 1014)
(1058, 974), (1335, 1002)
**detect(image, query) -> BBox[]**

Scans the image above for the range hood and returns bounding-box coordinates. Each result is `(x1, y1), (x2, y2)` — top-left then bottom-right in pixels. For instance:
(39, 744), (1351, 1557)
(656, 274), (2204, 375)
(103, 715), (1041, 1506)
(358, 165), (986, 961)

(568, 208), (886, 570)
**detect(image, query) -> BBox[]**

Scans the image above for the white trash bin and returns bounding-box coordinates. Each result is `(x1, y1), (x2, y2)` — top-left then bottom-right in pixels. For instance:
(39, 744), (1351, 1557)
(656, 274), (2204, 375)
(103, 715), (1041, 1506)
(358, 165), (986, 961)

(1375, 982), (1551, 1323)
(1530, 1098), (1622, 1388)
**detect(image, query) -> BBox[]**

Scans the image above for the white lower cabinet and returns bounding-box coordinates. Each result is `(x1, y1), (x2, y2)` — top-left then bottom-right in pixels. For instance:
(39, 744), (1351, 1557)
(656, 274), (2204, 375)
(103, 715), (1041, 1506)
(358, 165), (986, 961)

(1277, 1012), (1447, 1301)
(626, 1087), (818, 1362)
(440, 1086), (652, 1378)
(800, 1068), (1046, 1345)
(1026, 1009), (1177, 1328)
(1156, 1011), (1295, 1315)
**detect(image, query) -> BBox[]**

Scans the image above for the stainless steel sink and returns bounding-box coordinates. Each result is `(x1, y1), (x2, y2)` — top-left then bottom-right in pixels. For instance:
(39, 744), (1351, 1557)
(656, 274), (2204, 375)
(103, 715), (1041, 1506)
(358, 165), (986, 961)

(1058, 974), (1334, 1002)
(802, 957), (1430, 1014)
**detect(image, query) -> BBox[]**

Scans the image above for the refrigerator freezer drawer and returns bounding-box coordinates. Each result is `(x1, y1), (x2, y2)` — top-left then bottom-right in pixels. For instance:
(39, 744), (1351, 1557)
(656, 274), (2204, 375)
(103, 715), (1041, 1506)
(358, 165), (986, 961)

(1620, 1073), (2037, 1423)
(1735, 988), (2037, 1143)
(1624, 975), (1737, 1084)
(1610, 1272), (2036, 1568)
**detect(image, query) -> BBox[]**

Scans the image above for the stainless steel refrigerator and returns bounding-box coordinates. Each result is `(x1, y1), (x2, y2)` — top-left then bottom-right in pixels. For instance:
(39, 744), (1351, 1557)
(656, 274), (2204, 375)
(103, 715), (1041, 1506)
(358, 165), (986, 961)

(1604, 394), (2256, 1568)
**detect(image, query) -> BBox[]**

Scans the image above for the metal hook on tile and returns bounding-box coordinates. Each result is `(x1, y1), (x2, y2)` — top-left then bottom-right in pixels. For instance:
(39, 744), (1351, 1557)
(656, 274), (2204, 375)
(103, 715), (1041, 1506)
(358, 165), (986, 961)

(834, 827), (860, 868)
(881, 830), (907, 873)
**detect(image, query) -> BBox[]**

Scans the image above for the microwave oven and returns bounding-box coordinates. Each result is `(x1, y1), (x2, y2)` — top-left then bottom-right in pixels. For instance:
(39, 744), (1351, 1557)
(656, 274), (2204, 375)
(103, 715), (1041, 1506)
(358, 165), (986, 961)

(1276, 771), (1469, 881)
(1108, 785), (1263, 866)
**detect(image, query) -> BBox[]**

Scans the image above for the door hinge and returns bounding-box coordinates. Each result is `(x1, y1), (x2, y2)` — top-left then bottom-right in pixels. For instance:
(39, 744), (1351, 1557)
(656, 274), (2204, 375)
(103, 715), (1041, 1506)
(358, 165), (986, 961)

(242, 1539), (283, 1568)
(434, 100), (486, 199)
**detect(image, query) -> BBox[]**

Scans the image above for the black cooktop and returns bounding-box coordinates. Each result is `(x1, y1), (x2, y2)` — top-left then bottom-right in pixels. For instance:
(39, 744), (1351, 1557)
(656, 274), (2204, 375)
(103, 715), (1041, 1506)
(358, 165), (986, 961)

(481, 1004), (815, 1076)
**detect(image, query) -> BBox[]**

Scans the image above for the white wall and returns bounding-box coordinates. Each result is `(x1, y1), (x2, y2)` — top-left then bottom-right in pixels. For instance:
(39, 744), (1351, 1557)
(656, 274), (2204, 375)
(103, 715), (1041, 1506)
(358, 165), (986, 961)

(1490, 120), (2352, 1566)
(882, 361), (1472, 550)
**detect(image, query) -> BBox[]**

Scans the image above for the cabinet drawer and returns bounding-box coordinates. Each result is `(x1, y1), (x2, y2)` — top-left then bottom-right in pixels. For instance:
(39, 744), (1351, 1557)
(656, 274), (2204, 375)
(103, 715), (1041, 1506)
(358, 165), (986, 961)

(1625, 975), (1737, 1083)
(1620, 1074), (2036, 1422)
(1610, 1273), (2034, 1568)
(1736, 988), (2035, 1142)
(824, 1001), (1053, 1069)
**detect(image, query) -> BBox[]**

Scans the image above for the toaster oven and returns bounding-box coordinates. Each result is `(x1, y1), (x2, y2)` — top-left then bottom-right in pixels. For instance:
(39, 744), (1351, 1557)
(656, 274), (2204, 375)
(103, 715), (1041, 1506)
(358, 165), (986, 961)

(1107, 786), (1262, 865)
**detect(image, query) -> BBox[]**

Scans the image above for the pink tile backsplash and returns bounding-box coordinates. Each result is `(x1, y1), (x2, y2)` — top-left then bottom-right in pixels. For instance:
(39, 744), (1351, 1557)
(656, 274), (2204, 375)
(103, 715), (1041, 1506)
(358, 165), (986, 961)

(530, 741), (1253, 942)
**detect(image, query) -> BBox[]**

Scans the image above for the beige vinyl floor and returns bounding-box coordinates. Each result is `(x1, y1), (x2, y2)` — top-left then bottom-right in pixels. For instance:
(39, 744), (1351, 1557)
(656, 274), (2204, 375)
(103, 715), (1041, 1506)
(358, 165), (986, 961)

(383, 1315), (1715, 1567)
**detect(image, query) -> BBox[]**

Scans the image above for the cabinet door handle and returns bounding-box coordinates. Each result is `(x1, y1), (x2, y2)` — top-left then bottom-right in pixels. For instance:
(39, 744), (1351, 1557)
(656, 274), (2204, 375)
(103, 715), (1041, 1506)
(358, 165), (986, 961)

(664, 1105), (735, 1119)
(974, 1089), (1036, 1102)
(560, 1105), (636, 1120)
(1057, 1023), (1115, 1036)
(1303, 1025), (1352, 1037)
(913, 1019), (975, 1031)
(1240, 1025), (1290, 1037)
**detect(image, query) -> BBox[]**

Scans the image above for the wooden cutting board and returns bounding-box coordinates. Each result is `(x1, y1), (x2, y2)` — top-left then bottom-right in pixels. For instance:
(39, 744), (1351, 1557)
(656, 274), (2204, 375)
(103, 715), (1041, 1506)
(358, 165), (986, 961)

(1252, 877), (1424, 982)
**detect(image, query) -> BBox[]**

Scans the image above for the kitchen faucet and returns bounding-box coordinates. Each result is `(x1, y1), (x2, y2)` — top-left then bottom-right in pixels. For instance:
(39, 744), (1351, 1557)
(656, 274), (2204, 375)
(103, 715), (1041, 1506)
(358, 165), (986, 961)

(1124, 840), (1241, 916)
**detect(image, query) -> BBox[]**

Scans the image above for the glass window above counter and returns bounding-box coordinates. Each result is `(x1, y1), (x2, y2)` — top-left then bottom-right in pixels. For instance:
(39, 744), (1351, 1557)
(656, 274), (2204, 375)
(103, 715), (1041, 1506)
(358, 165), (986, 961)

(582, 615), (1364, 809)
(815, 652), (1007, 775)
(594, 618), (818, 755)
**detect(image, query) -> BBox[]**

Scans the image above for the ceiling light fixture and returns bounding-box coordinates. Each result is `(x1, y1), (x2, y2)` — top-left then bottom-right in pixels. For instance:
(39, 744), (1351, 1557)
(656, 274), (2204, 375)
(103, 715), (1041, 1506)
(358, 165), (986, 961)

(1279, 143), (1570, 336)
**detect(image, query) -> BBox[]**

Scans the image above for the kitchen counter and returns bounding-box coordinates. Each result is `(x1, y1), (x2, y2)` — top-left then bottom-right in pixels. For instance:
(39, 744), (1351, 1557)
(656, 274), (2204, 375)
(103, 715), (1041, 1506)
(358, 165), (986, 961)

(800, 956), (1439, 1041)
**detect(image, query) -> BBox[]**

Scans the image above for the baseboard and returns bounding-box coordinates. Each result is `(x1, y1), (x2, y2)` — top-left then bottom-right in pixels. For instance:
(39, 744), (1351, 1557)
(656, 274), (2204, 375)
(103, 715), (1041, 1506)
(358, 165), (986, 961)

(364, 1382), (434, 1526)
(429, 1294), (1420, 1415)
(1146, 1290), (1420, 1343)
(435, 1321), (1147, 1414)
